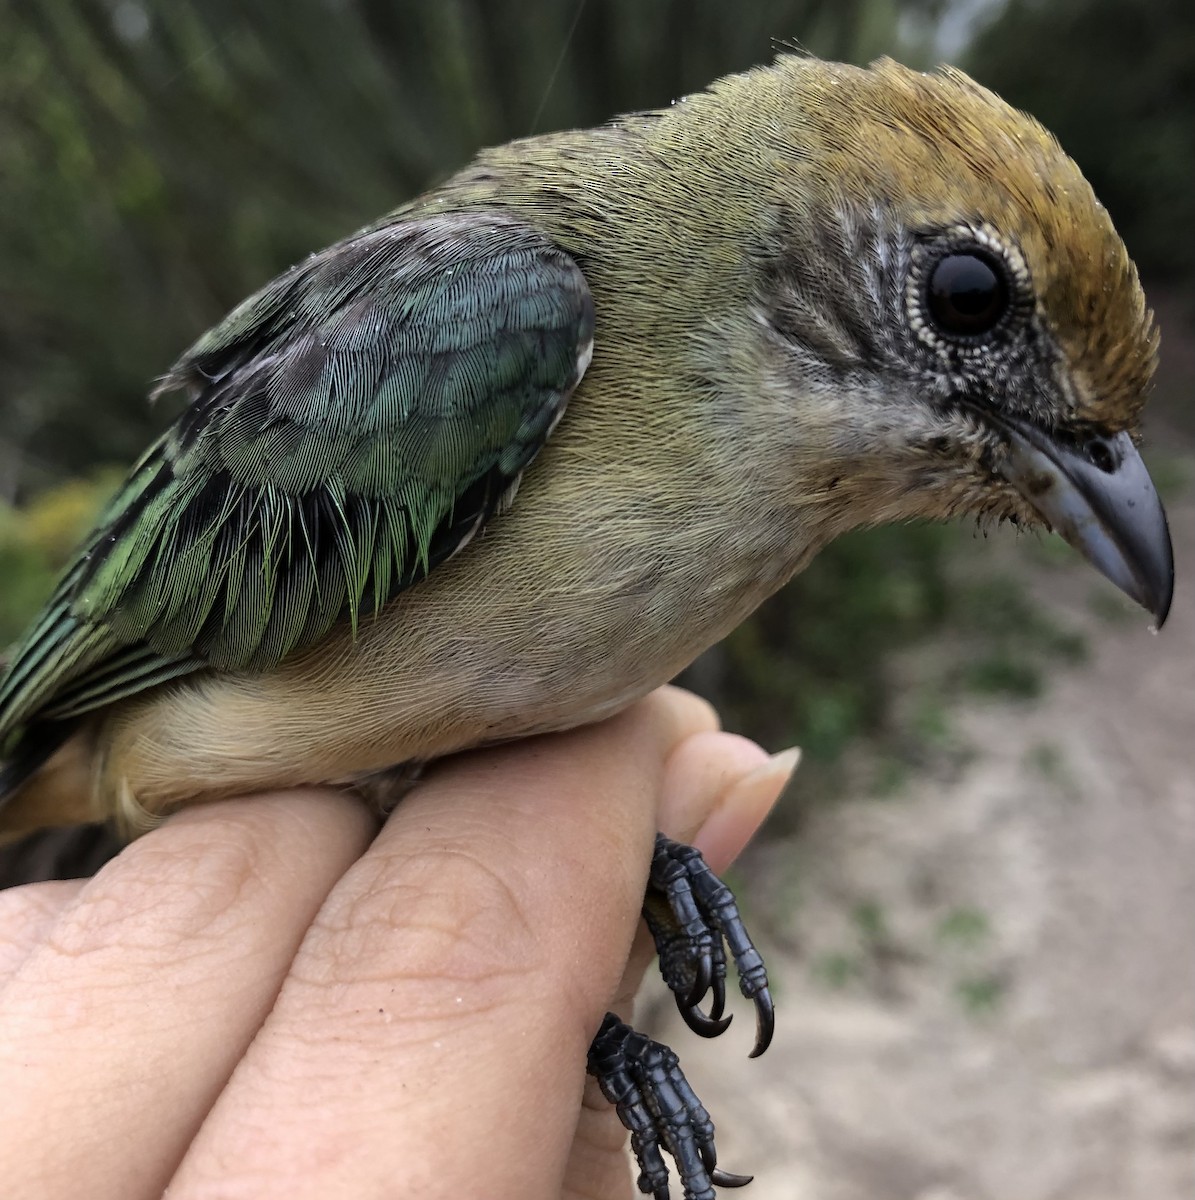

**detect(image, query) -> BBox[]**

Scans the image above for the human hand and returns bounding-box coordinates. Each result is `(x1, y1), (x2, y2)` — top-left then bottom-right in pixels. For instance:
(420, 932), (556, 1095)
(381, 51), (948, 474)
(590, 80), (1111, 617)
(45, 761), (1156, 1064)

(0, 687), (795, 1199)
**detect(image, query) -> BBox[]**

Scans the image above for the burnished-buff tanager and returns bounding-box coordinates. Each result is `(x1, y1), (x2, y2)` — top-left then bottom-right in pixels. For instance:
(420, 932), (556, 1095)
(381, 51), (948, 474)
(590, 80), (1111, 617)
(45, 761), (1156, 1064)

(0, 55), (1175, 1200)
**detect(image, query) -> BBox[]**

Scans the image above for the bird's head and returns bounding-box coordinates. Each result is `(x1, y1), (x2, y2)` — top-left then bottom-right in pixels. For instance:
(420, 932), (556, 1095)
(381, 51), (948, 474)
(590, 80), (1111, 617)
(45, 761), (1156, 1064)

(700, 57), (1173, 624)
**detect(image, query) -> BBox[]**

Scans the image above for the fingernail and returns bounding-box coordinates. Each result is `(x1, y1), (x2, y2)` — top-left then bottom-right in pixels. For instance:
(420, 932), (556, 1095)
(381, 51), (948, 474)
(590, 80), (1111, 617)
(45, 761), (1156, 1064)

(740, 747), (802, 794)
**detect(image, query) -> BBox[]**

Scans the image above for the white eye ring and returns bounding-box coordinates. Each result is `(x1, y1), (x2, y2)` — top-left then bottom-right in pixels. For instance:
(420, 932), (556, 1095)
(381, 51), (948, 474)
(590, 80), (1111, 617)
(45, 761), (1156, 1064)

(907, 224), (1031, 355)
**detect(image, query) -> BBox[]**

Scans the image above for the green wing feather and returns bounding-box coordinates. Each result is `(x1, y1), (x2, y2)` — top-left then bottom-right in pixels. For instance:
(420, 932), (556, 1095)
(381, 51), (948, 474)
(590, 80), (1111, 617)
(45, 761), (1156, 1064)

(0, 212), (593, 782)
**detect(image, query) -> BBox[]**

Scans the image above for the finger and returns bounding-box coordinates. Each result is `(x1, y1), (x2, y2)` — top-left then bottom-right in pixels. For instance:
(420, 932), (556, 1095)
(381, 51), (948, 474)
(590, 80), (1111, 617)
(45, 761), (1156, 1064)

(564, 734), (798, 1200)
(169, 688), (723, 1199)
(666, 735), (801, 871)
(0, 790), (376, 1200)
(0, 880), (85, 982)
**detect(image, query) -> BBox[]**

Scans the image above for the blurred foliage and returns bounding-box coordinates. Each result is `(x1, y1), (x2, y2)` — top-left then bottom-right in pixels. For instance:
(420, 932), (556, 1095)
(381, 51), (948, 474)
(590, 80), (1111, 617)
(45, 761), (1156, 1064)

(0, 0), (1181, 791)
(0, 472), (118, 649)
(967, 0), (1195, 290)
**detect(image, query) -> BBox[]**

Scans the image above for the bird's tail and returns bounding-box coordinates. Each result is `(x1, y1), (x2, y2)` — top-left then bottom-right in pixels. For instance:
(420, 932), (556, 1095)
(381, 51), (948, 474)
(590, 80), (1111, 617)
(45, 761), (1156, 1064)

(0, 720), (92, 842)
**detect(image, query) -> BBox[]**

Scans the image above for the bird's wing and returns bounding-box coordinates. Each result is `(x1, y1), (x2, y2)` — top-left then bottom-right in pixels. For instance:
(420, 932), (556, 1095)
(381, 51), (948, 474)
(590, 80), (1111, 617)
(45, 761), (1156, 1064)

(0, 212), (594, 751)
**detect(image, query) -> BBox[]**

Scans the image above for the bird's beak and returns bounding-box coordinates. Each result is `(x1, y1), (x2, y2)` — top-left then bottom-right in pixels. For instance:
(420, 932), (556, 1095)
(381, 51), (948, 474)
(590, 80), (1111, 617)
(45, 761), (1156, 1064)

(994, 418), (1174, 627)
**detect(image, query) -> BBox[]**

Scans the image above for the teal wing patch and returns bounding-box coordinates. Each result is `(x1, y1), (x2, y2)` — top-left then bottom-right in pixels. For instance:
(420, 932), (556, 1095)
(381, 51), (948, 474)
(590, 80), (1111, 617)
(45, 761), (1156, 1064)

(0, 212), (593, 760)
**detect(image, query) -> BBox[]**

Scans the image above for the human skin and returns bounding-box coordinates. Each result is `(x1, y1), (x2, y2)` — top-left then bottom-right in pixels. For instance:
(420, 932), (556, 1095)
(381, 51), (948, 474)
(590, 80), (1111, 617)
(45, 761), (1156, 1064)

(0, 687), (795, 1200)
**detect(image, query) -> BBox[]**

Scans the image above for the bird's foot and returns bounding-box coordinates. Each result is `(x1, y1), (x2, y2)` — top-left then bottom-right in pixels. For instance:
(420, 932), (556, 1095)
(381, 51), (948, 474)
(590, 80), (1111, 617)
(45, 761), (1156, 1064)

(587, 835), (771, 1195)
(588, 1012), (753, 1200)
(643, 833), (773, 1057)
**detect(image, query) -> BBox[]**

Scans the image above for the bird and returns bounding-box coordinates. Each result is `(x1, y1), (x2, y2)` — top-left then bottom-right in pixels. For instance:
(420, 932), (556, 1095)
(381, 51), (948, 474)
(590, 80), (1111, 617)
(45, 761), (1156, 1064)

(0, 54), (1174, 1199)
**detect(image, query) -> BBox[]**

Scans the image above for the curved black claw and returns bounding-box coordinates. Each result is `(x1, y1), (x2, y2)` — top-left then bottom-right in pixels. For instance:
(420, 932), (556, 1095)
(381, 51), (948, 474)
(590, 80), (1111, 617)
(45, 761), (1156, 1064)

(707, 972), (727, 1024)
(588, 1012), (750, 1200)
(684, 950), (714, 1011)
(750, 992), (775, 1059)
(712, 1168), (754, 1188)
(643, 834), (773, 1056)
(681, 1003), (733, 1039)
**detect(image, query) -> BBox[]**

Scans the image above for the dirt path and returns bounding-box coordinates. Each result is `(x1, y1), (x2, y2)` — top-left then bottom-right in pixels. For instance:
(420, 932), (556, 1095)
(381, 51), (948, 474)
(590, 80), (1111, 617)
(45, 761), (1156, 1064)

(644, 465), (1194, 1200)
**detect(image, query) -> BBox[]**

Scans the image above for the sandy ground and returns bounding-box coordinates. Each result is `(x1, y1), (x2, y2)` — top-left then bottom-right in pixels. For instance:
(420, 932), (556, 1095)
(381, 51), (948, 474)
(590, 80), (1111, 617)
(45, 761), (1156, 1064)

(641, 465), (1194, 1199)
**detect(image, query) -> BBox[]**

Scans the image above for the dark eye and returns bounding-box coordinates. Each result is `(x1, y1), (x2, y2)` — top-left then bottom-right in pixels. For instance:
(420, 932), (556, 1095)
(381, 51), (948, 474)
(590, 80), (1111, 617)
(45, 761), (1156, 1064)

(927, 251), (1008, 337)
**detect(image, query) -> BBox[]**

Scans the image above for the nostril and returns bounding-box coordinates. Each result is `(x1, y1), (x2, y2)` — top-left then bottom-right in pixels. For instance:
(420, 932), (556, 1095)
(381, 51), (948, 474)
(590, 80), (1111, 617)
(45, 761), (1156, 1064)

(1089, 439), (1116, 473)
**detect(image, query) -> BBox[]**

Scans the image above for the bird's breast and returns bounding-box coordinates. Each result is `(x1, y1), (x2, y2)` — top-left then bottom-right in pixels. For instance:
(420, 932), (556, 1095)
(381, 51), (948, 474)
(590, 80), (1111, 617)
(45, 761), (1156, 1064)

(96, 443), (813, 818)
(95, 355), (827, 820)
